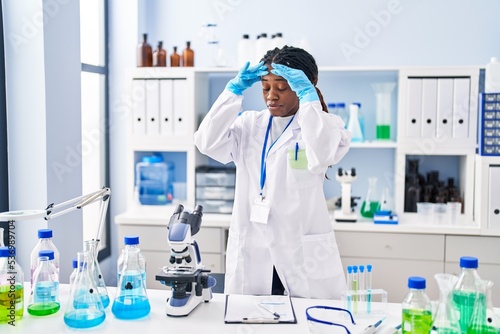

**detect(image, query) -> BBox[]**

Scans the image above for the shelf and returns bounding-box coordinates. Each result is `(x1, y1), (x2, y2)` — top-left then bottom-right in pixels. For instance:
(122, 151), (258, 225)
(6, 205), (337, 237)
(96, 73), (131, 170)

(350, 141), (397, 149)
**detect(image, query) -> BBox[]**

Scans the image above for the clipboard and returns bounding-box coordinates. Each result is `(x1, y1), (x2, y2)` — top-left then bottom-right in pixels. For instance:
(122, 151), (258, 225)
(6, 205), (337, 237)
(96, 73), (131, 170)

(224, 294), (297, 324)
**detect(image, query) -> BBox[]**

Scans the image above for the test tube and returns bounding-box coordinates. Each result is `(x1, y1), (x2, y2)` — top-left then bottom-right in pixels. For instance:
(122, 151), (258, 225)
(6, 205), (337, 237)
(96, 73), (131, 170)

(352, 265), (358, 314)
(359, 265), (365, 302)
(366, 264), (373, 314)
(346, 266), (353, 311)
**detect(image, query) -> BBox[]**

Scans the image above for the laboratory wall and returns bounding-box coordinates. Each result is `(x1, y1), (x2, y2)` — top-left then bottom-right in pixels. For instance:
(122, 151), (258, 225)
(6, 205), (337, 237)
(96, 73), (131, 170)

(2, 0), (83, 282)
(108, 1), (500, 285)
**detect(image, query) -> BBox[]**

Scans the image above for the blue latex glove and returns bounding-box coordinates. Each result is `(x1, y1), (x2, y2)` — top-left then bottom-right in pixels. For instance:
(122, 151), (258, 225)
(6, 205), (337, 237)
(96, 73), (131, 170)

(225, 61), (268, 95)
(271, 63), (319, 103)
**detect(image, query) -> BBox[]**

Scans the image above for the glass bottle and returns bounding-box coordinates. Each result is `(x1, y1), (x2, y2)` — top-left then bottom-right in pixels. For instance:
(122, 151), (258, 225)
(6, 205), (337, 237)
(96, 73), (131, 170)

(467, 280), (499, 334)
(347, 103), (364, 142)
(137, 33), (152, 67)
(431, 273), (460, 334)
(182, 41), (194, 67)
(336, 102), (349, 128)
(117, 236), (146, 288)
(153, 41), (167, 67)
(170, 46), (180, 67)
(30, 228), (59, 287)
(84, 239), (110, 308)
(111, 245), (150, 319)
(28, 250), (60, 316)
(64, 251), (106, 329)
(361, 177), (380, 218)
(452, 256), (482, 333)
(402, 276), (432, 334)
(0, 246), (24, 324)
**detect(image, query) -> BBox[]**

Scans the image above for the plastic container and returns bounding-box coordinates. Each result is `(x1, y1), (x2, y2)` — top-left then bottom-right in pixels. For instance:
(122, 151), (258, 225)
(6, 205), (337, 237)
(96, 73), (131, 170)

(0, 246), (24, 323)
(112, 237), (150, 320)
(182, 41), (194, 67)
(28, 250), (60, 316)
(135, 154), (174, 205)
(237, 34), (255, 67)
(153, 41), (167, 67)
(402, 276), (432, 334)
(255, 33), (270, 62)
(347, 103), (364, 142)
(137, 33), (152, 67)
(452, 256), (482, 333)
(30, 228), (60, 287)
(117, 236), (146, 288)
(485, 57), (500, 93)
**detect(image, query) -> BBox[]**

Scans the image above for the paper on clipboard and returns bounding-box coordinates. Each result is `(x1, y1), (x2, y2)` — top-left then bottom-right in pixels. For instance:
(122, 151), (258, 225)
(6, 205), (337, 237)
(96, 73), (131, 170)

(224, 294), (297, 324)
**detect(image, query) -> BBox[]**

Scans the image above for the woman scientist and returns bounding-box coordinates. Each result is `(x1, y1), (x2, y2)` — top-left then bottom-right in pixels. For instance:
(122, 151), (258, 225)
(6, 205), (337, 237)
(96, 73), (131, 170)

(194, 46), (351, 299)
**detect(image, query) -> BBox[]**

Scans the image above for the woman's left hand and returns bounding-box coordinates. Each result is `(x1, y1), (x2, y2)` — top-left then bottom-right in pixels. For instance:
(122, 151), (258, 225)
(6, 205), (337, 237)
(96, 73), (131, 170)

(271, 63), (319, 103)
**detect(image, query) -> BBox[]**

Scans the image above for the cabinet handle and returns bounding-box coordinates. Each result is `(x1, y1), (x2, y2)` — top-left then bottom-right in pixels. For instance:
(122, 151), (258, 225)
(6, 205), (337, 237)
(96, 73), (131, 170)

(150, 117), (155, 122)
(178, 117), (182, 122)
(411, 118), (417, 124)
(426, 119), (432, 124)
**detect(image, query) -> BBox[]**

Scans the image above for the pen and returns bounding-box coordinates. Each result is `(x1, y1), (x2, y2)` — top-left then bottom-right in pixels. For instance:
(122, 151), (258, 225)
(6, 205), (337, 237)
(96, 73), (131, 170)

(389, 324), (402, 334)
(295, 142), (299, 160)
(242, 317), (280, 323)
(360, 318), (385, 334)
(259, 303), (281, 319)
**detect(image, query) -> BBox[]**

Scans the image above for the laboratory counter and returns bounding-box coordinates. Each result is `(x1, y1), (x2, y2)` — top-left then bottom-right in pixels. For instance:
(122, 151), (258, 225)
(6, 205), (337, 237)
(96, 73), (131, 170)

(3, 283), (408, 334)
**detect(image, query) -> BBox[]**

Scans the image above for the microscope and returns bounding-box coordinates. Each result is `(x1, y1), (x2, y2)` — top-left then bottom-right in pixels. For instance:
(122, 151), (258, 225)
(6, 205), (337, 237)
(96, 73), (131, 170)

(333, 167), (359, 223)
(155, 204), (216, 317)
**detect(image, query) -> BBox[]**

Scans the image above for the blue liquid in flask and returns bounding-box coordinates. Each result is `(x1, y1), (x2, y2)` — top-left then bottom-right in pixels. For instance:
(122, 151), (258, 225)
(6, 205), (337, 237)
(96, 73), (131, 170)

(112, 272), (150, 319)
(64, 309), (106, 328)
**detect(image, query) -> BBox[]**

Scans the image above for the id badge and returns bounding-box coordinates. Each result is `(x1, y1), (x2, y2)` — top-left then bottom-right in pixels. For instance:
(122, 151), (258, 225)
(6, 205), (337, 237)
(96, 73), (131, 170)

(250, 197), (270, 224)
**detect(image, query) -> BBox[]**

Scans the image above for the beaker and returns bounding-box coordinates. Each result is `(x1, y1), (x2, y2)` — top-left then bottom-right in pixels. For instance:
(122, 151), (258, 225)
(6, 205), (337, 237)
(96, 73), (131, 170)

(64, 251), (106, 329)
(432, 273), (460, 334)
(360, 177), (379, 218)
(111, 247), (151, 319)
(371, 82), (396, 140)
(27, 252), (60, 316)
(467, 280), (499, 334)
(83, 239), (110, 308)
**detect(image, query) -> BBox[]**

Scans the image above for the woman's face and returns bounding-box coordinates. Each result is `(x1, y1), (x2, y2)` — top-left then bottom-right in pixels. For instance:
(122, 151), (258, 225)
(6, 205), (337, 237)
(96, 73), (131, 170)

(261, 70), (299, 117)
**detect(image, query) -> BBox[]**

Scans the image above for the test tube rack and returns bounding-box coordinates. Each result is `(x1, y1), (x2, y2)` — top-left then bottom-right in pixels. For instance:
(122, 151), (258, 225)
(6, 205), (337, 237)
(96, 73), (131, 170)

(341, 289), (388, 318)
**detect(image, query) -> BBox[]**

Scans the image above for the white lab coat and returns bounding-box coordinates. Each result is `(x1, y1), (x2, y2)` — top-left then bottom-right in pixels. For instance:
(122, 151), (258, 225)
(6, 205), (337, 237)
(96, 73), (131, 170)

(194, 90), (351, 299)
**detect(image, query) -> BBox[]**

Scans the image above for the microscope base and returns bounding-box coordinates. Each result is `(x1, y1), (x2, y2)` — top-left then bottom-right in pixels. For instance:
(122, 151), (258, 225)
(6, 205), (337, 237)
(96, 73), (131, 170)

(166, 293), (203, 317)
(334, 209), (357, 223)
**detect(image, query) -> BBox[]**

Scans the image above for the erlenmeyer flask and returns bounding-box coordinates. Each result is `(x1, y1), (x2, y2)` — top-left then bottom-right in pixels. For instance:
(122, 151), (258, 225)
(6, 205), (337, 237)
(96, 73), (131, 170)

(361, 177), (380, 218)
(83, 239), (110, 308)
(431, 273), (460, 334)
(111, 247), (151, 319)
(467, 280), (499, 334)
(64, 251), (106, 329)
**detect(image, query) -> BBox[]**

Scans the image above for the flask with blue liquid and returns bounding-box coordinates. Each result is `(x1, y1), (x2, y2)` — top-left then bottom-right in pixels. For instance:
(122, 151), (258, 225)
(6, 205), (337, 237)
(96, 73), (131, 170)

(112, 239), (150, 319)
(117, 236), (146, 288)
(64, 251), (106, 329)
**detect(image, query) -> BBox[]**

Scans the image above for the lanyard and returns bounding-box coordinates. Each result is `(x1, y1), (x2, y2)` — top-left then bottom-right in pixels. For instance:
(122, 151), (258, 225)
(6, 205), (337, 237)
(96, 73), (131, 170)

(259, 115), (295, 198)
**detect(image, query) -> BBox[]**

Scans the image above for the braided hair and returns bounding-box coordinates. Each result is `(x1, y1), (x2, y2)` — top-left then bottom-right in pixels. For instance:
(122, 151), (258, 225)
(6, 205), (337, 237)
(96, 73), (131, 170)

(261, 46), (328, 113)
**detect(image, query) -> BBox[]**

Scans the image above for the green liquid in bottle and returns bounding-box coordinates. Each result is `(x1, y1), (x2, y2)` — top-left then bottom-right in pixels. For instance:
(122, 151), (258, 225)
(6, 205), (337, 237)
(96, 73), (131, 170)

(452, 290), (477, 333)
(27, 302), (60, 316)
(402, 308), (432, 334)
(360, 201), (380, 218)
(376, 125), (391, 140)
(0, 284), (24, 323)
(467, 325), (498, 334)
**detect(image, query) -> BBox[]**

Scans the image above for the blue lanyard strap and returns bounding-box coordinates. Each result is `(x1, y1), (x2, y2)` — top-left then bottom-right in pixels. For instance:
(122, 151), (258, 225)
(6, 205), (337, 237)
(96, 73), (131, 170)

(259, 115), (295, 197)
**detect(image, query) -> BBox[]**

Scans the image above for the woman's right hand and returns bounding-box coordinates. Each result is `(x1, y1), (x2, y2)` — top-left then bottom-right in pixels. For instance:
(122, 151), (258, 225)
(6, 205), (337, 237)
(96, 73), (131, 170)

(225, 61), (268, 95)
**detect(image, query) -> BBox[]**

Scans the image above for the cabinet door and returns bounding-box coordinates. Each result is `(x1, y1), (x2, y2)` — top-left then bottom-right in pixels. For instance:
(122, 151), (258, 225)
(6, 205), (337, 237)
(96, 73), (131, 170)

(159, 79), (174, 135)
(132, 79), (146, 135)
(173, 79), (188, 135)
(488, 165), (500, 228)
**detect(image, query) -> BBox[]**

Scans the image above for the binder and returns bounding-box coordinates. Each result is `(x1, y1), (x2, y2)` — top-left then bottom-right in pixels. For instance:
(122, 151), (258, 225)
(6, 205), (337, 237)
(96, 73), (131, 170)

(224, 294), (297, 324)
